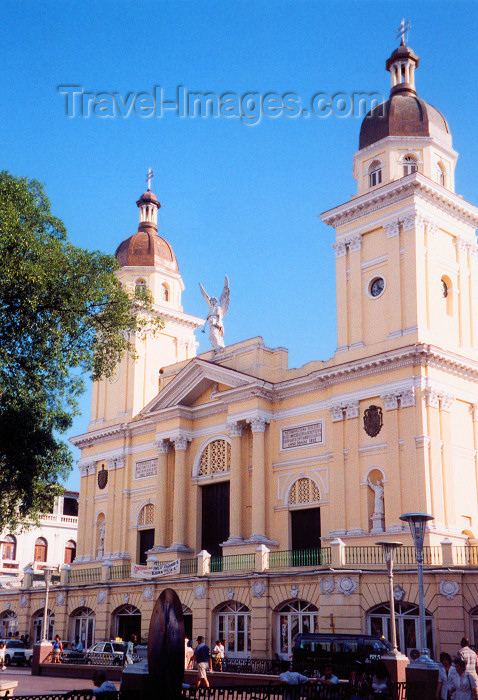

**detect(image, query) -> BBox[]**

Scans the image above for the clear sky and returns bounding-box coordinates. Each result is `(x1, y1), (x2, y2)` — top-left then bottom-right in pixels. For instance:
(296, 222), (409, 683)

(2, 0), (478, 491)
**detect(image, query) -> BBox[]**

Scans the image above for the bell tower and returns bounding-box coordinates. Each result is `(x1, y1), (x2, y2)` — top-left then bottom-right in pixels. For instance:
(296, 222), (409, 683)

(321, 37), (478, 361)
(88, 174), (204, 429)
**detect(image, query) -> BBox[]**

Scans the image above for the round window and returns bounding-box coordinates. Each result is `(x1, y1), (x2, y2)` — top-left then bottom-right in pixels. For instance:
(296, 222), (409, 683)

(369, 277), (385, 298)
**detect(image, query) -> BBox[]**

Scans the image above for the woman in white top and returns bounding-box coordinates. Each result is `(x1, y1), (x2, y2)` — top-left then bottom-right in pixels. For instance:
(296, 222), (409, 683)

(0, 643), (5, 671)
(450, 657), (478, 700)
(437, 652), (456, 700)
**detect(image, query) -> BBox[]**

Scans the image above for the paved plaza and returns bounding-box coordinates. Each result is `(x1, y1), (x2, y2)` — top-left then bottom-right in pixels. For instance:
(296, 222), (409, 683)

(0, 667), (120, 696)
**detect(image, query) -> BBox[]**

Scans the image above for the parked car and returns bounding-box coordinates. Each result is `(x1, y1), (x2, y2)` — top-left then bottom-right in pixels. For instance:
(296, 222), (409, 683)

(85, 641), (140, 666)
(292, 633), (392, 677)
(24, 647), (33, 666)
(59, 640), (85, 663)
(0, 640), (27, 666)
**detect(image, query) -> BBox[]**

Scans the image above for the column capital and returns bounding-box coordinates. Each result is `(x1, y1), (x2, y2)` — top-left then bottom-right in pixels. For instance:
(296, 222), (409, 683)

(471, 404), (478, 422)
(228, 422), (243, 437)
(329, 404), (344, 422)
(381, 393), (399, 410)
(155, 439), (170, 455)
(383, 219), (400, 238)
(172, 436), (189, 451)
(247, 417), (268, 433)
(347, 234), (362, 253)
(107, 453), (125, 470)
(344, 401), (359, 419)
(333, 240), (347, 258)
(79, 461), (96, 478)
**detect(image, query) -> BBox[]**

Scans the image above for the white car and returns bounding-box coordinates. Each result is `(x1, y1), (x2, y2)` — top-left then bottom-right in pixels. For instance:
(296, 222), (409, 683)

(0, 640), (27, 666)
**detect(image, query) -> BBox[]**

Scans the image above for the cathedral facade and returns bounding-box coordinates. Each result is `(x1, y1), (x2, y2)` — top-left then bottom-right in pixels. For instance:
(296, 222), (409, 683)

(3, 38), (478, 660)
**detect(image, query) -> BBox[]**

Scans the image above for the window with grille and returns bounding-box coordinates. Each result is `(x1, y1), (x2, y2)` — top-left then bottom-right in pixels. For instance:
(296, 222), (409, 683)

(289, 478), (321, 505)
(198, 440), (231, 476)
(138, 503), (155, 526)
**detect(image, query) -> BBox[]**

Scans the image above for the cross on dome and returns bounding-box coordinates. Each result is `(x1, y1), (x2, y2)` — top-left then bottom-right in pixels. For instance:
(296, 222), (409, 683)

(146, 166), (155, 191)
(396, 18), (411, 46)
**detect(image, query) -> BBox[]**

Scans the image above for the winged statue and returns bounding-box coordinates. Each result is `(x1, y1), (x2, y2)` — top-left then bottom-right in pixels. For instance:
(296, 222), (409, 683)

(199, 275), (230, 352)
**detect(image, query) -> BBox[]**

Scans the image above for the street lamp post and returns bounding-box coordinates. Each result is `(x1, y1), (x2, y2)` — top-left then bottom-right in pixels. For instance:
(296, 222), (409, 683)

(376, 540), (403, 656)
(399, 512), (435, 665)
(41, 567), (56, 641)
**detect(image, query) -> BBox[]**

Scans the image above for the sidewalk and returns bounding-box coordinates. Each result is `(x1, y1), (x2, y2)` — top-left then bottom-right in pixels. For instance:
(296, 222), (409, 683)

(0, 668), (120, 696)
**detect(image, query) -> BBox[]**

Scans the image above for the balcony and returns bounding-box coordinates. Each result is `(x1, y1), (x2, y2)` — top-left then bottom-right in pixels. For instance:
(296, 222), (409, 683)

(64, 540), (478, 585)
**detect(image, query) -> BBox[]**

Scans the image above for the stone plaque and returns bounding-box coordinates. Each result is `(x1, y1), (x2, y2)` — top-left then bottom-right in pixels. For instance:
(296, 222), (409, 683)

(134, 458), (158, 480)
(281, 421), (324, 450)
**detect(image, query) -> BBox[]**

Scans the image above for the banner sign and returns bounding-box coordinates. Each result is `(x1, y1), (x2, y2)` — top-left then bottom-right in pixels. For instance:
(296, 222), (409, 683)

(131, 559), (180, 579)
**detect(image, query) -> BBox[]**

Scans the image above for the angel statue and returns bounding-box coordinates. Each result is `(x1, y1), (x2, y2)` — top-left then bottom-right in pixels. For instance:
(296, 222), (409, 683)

(199, 275), (230, 352)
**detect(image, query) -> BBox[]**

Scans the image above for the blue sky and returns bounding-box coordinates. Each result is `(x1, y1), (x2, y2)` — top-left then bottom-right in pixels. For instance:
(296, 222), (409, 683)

(2, 0), (478, 491)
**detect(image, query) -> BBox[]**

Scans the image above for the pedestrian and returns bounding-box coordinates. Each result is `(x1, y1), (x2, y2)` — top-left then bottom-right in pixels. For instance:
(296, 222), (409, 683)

(193, 636), (212, 688)
(371, 661), (392, 699)
(437, 652), (456, 700)
(317, 664), (340, 687)
(184, 638), (194, 670)
(74, 636), (84, 653)
(91, 669), (117, 696)
(349, 660), (372, 700)
(459, 638), (478, 682)
(279, 660), (313, 700)
(0, 643), (6, 672)
(52, 635), (63, 663)
(213, 639), (225, 671)
(450, 657), (478, 700)
(123, 634), (135, 665)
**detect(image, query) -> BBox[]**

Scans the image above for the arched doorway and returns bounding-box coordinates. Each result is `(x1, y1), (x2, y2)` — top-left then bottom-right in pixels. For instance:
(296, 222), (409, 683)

(276, 600), (319, 658)
(32, 609), (54, 642)
(183, 605), (193, 642)
(215, 601), (250, 658)
(367, 602), (435, 658)
(70, 607), (96, 649)
(0, 611), (18, 638)
(113, 605), (141, 642)
(198, 439), (231, 557)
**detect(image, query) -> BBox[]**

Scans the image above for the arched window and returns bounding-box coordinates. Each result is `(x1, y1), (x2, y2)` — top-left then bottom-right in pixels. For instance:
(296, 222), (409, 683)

(436, 163), (446, 187)
(138, 503), (155, 527)
(32, 609), (54, 642)
(216, 602), (251, 658)
(34, 537), (47, 562)
(2, 535), (16, 561)
(198, 440), (231, 477)
(112, 604), (141, 641)
(369, 161), (382, 187)
(277, 600), (318, 658)
(403, 155), (418, 176)
(0, 611), (18, 638)
(64, 540), (76, 564)
(161, 283), (169, 302)
(135, 279), (147, 297)
(367, 602), (435, 658)
(441, 276), (453, 316)
(70, 607), (95, 649)
(288, 478), (321, 505)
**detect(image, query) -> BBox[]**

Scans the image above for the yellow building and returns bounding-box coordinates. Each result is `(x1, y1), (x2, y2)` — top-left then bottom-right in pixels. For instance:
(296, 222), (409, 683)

(4, 38), (478, 660)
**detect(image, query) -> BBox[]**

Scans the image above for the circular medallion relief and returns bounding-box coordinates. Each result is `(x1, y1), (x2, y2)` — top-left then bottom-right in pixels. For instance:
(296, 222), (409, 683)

(97, 590), (107, 605)
(19, 595), (27, 609)
(143, 587), (154, 602)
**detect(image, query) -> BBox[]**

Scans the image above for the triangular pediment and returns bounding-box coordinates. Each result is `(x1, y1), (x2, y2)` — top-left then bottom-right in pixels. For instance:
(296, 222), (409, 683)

(142, 359), (255, 413)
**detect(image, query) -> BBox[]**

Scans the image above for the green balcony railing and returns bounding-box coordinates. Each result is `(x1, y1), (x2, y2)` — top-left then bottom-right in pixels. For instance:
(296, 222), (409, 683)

(180, 558), (198, 575)
(269, 548), (330, 569)
(68, 567), (101, 584)
(210, 553), (255, 573)
(110, 564), (131, 580)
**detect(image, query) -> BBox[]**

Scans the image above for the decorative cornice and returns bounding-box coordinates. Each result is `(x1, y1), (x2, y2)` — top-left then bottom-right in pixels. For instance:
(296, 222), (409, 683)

(321, 173), (478, 231)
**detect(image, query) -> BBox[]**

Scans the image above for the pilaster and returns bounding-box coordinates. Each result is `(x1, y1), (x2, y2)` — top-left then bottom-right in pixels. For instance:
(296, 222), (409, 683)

(154, 440), (169, 550)
(226, 422), (243, 544)
(170, 435), (192, 552)
(247, 417), (269, 542)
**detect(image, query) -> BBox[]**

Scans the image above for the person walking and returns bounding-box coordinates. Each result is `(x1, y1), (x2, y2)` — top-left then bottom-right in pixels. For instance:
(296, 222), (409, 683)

(193, 636), (212, 688)
(184, 638), (194, 670)
(213, 639), (225, 671)
(450, 657), (478, 700)
(52, 635), (63, 664)
(437, 652), (456, 700)
(0, 643), (6, 672)
(458, 638), (478, 682)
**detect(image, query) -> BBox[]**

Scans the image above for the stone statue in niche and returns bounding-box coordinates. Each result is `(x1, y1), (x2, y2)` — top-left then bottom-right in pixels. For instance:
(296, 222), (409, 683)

(98, 522), (105, 557)
(368, 477), (385, 534)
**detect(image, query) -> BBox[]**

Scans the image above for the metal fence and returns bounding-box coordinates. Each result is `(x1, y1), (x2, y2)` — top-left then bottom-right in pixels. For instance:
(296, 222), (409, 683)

(67, 567), (101, 584)
(211, 554), (255, 573)
(269, 549), (331, 569)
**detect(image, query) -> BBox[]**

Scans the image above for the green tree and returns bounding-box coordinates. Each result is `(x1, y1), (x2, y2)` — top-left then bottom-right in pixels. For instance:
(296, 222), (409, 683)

(0, 171), (163, 531)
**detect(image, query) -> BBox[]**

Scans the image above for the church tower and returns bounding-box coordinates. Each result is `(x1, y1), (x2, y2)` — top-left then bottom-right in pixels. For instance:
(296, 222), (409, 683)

(88, 176), (204, 429)
(322, 37), (478, 362)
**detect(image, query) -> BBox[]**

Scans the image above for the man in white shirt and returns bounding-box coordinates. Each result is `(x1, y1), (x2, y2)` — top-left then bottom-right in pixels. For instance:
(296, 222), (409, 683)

(317, 665), (340, 686)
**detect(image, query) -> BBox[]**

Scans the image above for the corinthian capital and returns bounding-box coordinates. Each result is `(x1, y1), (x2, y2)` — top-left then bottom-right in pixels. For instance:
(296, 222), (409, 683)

(247, 417), (268, 433)
(155, 439), (170, 455)
(173, 436), (189, 451)
(228, 422), (243, 438)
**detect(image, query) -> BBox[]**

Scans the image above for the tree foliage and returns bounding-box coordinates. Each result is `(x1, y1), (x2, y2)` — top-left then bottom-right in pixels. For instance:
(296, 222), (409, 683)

(0, 171), (163, 531)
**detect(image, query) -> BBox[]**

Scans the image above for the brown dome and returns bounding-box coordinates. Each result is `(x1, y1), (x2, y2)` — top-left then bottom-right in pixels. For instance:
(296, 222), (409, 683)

(136, 190), (160, 208)
(359, 94), (451, 150)
(115, 226), (179, 271)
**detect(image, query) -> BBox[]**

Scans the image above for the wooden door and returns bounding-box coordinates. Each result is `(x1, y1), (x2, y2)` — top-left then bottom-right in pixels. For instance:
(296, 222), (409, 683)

(201, 482), (230, 557)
